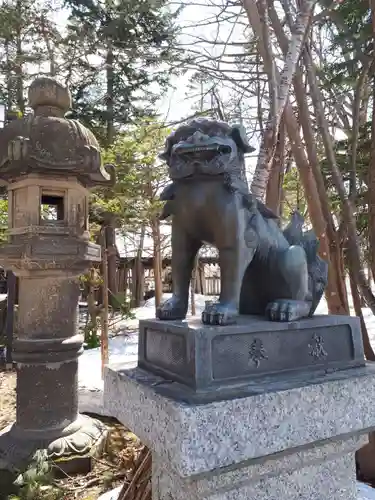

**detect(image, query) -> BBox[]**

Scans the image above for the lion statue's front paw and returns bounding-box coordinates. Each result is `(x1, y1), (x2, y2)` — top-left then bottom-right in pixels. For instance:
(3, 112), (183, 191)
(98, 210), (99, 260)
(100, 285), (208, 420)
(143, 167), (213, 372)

(156, 296), (187, 321)
(201, 301), (238, 326)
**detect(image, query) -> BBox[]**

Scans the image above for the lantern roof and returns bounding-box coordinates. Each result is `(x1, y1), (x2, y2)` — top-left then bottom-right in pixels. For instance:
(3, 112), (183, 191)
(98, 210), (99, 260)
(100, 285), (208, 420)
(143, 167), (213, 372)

(0, 77), (114, 187)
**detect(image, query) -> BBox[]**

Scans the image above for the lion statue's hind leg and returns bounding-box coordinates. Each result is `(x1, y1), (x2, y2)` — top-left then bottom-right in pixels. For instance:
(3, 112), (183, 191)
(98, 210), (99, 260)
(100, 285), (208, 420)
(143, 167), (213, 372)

(265, 245), (311, 322)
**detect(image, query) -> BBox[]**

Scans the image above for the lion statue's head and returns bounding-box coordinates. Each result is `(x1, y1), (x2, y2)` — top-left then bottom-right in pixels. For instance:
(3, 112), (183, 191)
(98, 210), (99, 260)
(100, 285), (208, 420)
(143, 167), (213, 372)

(159, 118), (255, 181)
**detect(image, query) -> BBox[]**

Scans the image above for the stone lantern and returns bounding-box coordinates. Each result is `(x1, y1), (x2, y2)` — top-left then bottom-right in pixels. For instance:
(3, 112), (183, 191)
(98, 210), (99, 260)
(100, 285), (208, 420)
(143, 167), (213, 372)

(0, 77), (113, 476)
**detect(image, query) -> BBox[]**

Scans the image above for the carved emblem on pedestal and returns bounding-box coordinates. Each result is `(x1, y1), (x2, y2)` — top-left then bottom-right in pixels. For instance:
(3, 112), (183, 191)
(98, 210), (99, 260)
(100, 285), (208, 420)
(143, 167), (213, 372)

(248, 338), (268, 368)
(308, 333), (328, 360)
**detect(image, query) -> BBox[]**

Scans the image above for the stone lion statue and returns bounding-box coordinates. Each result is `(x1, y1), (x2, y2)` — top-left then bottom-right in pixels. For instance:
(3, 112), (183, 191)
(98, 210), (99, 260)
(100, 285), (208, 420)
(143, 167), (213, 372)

(156, 118), (328, 326)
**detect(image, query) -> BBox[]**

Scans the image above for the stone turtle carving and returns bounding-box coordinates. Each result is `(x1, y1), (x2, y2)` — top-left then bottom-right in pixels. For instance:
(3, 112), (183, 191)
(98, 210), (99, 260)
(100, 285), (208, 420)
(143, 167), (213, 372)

(157, 118), (328, 325)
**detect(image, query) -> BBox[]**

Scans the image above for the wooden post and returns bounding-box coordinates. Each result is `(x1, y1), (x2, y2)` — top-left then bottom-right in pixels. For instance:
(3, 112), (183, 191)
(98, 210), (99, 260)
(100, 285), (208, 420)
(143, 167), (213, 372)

(105, 219), (118, 308)
(190, 255), (199, 316)
(101, 230), (109, 379)
(201, 263), (207, 295)
(152, 219), (162, 308)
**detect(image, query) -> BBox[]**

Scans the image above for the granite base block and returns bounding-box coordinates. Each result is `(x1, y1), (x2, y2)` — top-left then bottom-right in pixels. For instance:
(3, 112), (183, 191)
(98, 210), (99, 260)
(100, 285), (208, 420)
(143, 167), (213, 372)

(153, 435), (366, 500)
(104, 363), (375, 477)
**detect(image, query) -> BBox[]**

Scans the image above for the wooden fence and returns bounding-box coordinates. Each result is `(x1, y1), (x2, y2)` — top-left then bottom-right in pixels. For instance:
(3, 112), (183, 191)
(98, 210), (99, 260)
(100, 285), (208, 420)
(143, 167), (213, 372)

(204, 276), (220, 296)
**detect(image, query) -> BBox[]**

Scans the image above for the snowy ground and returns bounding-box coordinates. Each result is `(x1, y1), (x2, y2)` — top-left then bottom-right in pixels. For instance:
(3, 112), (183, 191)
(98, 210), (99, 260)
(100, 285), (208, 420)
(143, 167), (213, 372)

(358, 483), (375, 500)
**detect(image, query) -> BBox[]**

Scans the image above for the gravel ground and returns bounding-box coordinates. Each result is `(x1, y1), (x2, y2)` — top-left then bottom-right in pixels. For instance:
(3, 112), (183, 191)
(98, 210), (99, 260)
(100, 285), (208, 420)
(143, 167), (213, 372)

(0, 369), (15, 430)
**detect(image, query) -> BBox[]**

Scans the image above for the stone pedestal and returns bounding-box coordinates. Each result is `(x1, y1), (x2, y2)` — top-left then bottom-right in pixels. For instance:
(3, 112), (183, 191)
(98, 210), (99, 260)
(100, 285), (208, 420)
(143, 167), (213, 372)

(105, 364), (375, 499)
(138, 314), (365, 403)
(104, 316), (375, 500)
(0, 276), (107, 476)
(153, 436), (364, 499)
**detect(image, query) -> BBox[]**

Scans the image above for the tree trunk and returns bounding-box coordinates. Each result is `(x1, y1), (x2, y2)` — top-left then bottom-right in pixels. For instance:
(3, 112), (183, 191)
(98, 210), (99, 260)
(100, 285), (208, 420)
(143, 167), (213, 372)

(106, 46), (115, 146)
(242, 1), (332, 283)
(265, 113), (286, 215)
(15, 0), (25, 113)
(41, 14), (56, 76)
(245, 0), (317, 199)
(151, 219), (162, 309)
(304, 46), (375, 314)
(350, 63), (370, 199)
(268, 4), (349, 314)
(349, 270), (375, 361)
(294, 76), (348, 314)
(133, 226), (146, 307)
(369, 74), (375, 284)
(190, 255), (199, 316)
(5, 39), (12, 109)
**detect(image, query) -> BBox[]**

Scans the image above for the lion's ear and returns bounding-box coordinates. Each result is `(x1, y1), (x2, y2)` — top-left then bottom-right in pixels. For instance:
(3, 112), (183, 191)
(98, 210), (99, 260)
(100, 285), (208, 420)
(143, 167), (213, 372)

(159, 136), (173, 163)
(159, 144), (170, 162)
(256, 200), (279, 219)
(230, 124), (256, 153)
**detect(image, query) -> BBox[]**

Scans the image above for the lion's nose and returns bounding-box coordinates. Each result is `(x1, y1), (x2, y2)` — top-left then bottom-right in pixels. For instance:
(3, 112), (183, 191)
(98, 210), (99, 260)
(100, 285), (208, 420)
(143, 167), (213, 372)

(191, 131), (208, 142)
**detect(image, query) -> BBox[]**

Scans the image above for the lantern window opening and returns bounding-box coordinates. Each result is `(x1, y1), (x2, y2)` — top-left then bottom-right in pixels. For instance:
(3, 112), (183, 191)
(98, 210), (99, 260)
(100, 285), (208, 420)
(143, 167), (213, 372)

(40, 192), (65, 223)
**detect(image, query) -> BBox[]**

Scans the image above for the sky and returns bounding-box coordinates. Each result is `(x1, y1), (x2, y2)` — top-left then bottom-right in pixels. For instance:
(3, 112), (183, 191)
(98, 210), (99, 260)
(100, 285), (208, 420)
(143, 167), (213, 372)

(157, 2), (225, 123)
(158, 2), (254, 121)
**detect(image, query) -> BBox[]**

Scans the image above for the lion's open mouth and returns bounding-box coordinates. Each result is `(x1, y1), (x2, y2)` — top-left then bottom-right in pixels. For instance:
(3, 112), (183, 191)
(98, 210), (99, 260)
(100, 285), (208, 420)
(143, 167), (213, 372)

(174, 144), (231, 162)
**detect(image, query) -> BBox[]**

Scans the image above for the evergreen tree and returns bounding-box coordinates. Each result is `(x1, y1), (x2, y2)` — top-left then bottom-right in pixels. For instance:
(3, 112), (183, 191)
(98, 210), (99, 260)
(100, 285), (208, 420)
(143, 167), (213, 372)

(63, 0), (182, 145)
(0, 0), (61, 112)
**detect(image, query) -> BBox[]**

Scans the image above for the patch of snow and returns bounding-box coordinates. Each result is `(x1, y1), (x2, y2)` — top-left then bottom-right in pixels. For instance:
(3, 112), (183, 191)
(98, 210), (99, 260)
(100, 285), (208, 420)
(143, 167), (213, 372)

(78, 334), (138, 415)
(98, 486), (122, 500)
(142, 293), (209, 313)
(358, 482), (375, 500)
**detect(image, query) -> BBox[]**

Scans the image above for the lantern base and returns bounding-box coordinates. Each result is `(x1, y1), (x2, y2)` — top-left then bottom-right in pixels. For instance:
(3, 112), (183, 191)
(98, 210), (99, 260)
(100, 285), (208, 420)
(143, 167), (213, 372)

(0, 414), (107, 493)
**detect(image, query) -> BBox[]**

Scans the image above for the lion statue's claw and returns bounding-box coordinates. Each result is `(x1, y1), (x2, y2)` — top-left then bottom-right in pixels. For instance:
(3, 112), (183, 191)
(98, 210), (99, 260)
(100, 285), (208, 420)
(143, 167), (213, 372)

(265, 299), (311, 322)
(156, 296), (187, 321)
(201, 302), (237, 326)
